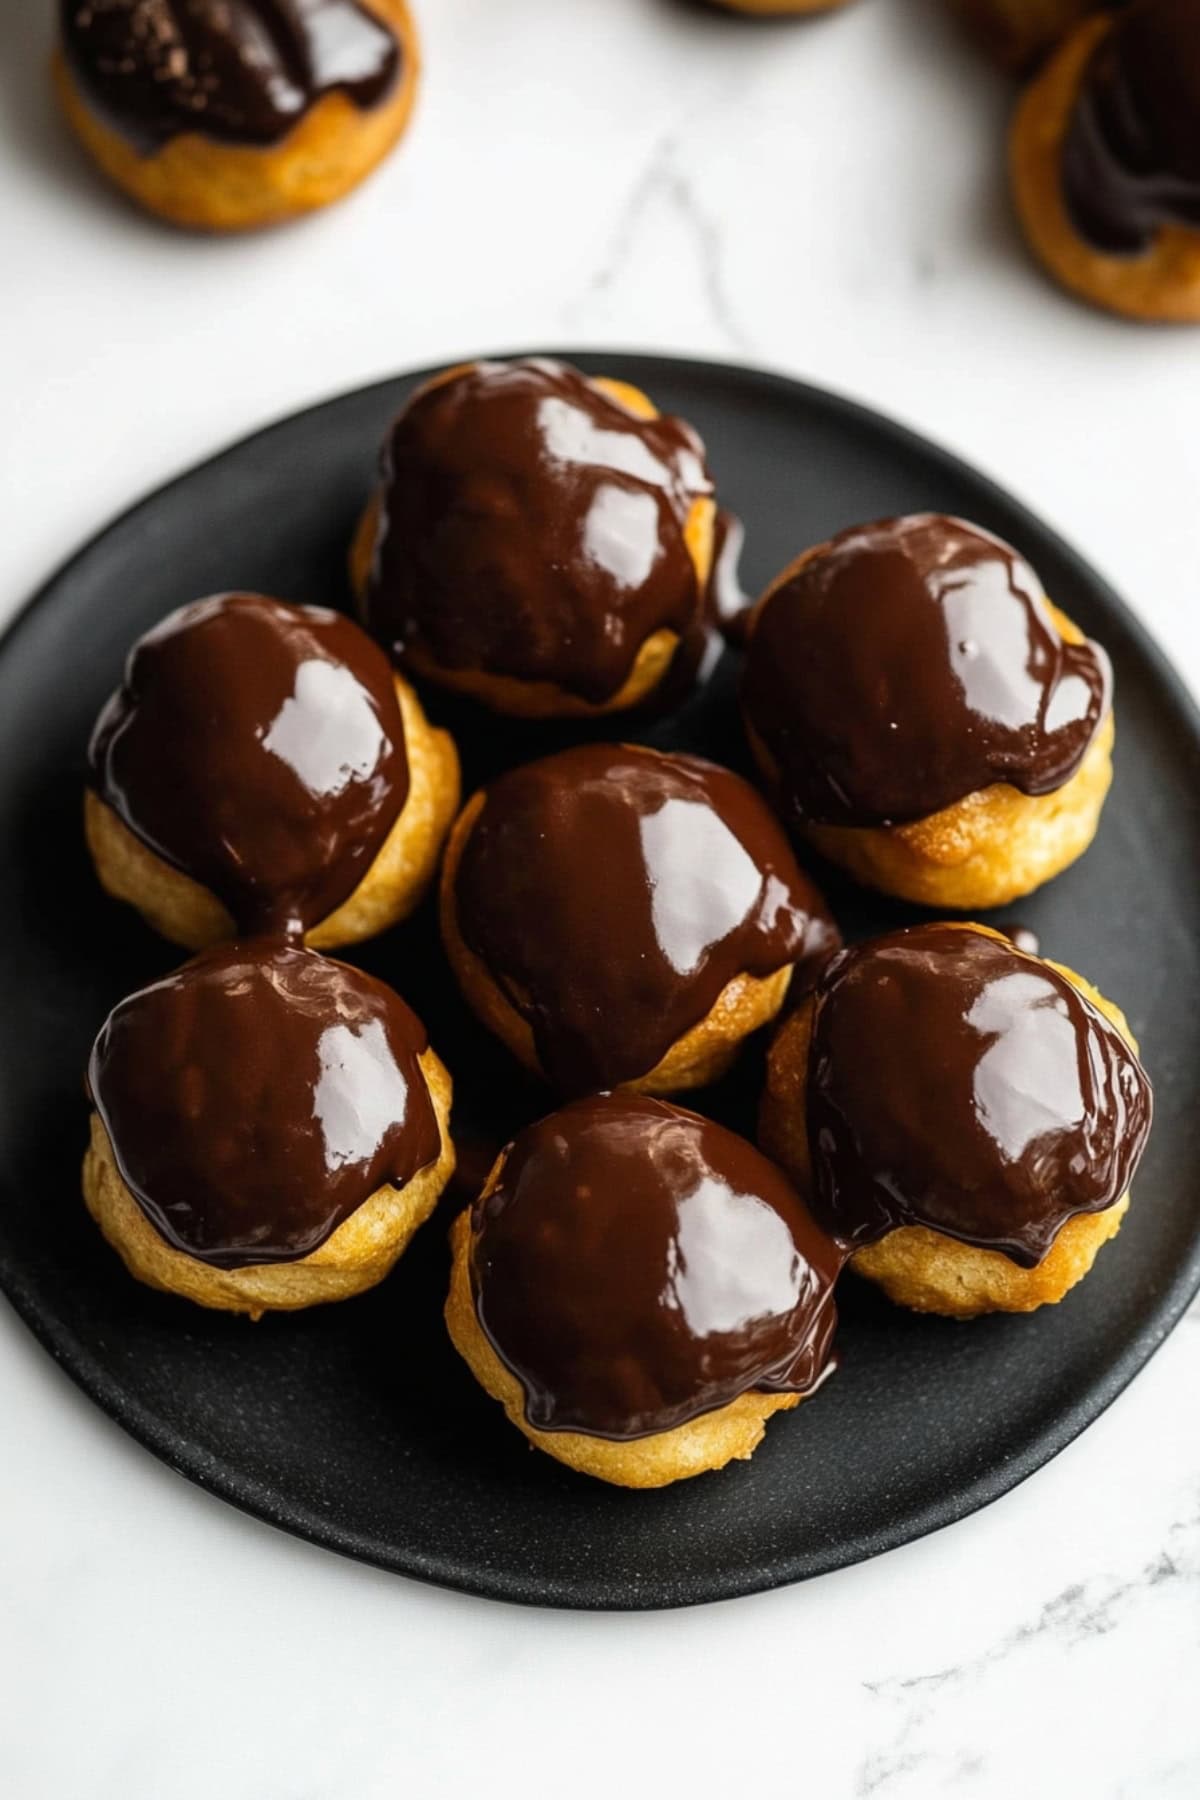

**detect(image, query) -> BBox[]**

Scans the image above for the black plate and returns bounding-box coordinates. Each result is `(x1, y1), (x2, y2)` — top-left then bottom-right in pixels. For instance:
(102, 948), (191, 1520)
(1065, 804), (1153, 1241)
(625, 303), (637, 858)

(2, 353), (1198, 1611)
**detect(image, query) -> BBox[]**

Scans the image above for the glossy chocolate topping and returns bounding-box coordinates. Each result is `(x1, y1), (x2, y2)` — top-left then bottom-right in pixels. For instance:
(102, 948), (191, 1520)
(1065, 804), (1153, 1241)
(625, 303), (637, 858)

(90, 593), (409, 937)
(470, 1094), (841, 1439)
(806, 926), (1152, 1267)
(742, 514), (1110, 829)
(1062, 0), (1200, 255)
(88, 940), (441, 1268)
(453, 743), (839, 1096)
(61, 0), (401, 153)
(363, 358), (714, 704)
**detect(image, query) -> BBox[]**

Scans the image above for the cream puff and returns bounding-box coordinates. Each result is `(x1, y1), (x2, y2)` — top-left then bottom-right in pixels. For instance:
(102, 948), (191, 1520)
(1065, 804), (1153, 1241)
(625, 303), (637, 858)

(741, 514), (1114, 908)
(352, 357), (717, 719)
(760, 922), (1152, 1317)
(86, 592), (459, 950)
(445, 1093), (840, 1488)
(951, 0), (1103, 69)
(54, 0), (419, 232)
(1011, 1), (1200, 320)
(440, 742), (839, 1097)
(84, 939), (455, 1315)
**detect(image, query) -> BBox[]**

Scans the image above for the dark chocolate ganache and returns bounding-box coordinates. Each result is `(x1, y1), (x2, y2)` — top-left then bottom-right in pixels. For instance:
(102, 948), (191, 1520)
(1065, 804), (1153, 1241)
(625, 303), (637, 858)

(88, 940), (441, 1268)
(363, 358), (714, 704)
(805, 925), (1152, 1267)
(90, 592), (409, 937)
(60, 0), (402, 153)
(741, 514), (1110, 829)
(1061, 0), (1200, 256)
(452, 743), (839, 1096)
(470, 1094), (841, 1439)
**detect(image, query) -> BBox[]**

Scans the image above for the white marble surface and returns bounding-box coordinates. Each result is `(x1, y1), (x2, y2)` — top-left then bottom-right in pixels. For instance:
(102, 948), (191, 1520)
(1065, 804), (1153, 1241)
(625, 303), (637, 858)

(2, 1), (1199, 1794)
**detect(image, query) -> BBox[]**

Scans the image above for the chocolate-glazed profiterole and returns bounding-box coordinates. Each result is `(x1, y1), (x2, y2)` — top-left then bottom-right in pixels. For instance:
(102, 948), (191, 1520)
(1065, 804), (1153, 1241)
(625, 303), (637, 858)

(742, 515), (1115, 908)
(441, 743), (838, 1096)
(355, 359), (717, 717)
(55, 2), (420, 231)
(1012, 2), (1200, 320)
(83, 941), (455, 1312)
(86, 592), (460, 950)
(761, 923), (1152, 1316)
(445, 1094), (840, 1485)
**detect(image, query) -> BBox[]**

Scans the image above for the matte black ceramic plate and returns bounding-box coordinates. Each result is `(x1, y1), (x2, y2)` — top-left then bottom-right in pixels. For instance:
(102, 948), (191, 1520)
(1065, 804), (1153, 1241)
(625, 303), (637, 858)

(2, 354), (1198, 1611)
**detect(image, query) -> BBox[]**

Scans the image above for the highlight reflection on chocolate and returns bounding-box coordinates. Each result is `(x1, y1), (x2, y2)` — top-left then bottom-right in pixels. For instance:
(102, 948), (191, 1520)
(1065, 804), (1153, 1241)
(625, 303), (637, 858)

(363, 359), (714, 703)
(89, 593), (409, 937)
(470, 1094), (841, 1439)
(452, 743), (839, 1095)
(88, 941), (441, 1269)
(742, 514), (1110, 829)
(60, 0), (402, 153)
(806, 926), (1152, 1267)
(1061, 0), (1200, 256)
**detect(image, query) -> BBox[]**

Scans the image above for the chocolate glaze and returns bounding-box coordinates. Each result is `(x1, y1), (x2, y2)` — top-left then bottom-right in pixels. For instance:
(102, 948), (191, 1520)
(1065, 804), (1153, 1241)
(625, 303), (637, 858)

(363, 359), (714, 705)
(741, 514), (1110, 829)
(1062, 0), (1200, 255)
(470, 1094), (841, 1439)
(90, 592), (409, 937)
(88, 940), (441, 1268)
(453, 743), (840, 1096)
(61, 0), (401, 153)
(708, 507), (753, 643)
(806, 926), (1152, 1268)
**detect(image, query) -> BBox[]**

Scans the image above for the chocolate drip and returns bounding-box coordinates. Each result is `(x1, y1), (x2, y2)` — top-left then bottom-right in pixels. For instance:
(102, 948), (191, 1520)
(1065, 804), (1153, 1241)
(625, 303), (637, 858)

(363, 359), (714, 705)
(88, 940), (441, 1268)
(805, 926), (1152, 1267)
(61, 0), (401, 153)
(452, 743), (839, 1095)
(708, 507), (753, 643)
(741, 514), (1110, 829)
(90, 593), (409, 937)
(470, 1094), (841, 1439)
(1062, 0), (1200, 255)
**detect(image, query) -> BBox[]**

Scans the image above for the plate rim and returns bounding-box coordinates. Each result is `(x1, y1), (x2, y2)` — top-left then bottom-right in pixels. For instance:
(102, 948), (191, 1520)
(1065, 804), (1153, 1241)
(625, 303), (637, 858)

(2, 349), (1198, 1611)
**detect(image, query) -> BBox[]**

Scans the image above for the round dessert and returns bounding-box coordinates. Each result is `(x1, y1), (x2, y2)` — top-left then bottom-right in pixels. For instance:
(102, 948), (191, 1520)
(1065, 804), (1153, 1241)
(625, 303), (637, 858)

(352, 357), (717, 719)
(83, 940), (455, 1314)
(741, 514), (1113, 908)
(86, 592), (459, 950)
(1011, 0), (1200, 321)
(952, 0), (1103, 71)
(54, 0), (420, 232)
(760, 922), (1153, 1317)
(445, 1094), (841, 1487)
(440, 742), (839, 1097)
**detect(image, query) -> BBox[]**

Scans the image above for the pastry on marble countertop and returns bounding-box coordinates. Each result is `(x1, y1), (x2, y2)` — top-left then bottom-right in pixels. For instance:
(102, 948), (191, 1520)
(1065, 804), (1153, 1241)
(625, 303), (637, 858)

(1011, 0), (1200, 320)
(445, 1093), (841, 1488)
(83, 940), (455, 1315)
(950, 0), (1107, 69)
(760, 922), (1152, 1318)
(740, 514), (1114, 908)
(439, 742), (839, 1098)
(352, 358), (717, 720)
(54, 0), (420, 231)
(86, 592), (459, 951)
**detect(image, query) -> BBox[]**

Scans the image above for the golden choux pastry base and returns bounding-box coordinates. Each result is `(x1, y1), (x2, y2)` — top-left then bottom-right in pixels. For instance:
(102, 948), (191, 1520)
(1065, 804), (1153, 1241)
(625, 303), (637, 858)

(1011, 16), (1200, 322)
(85, 671), (460, 952)
(439, 786), (794, 1095)
(759, 923), (1138, 1318)
(350, 375), (716, 720)
(747, 596), (1113, 909)
(444, 1209), (801, 1488)
(53, 0), (420, 233)
(82, 1048), (455, 1318)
